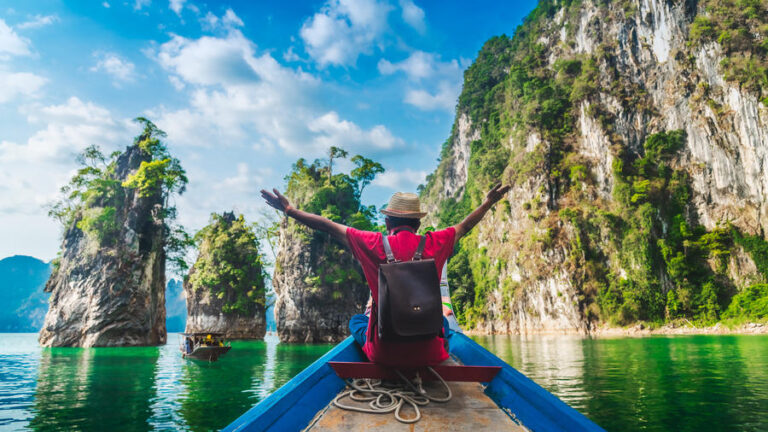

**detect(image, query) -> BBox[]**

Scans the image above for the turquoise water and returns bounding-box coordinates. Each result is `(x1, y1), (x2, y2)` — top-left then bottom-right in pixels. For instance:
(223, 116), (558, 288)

(0, 334), (332, 431)
(1, 333), (767, 431)
(472, 334), (768, 432)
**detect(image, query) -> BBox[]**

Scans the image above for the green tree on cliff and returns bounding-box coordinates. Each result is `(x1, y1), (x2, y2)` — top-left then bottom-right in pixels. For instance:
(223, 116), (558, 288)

(281, 150), (384, 295)
(48, 117), (192, 273)
(187, 212), (268, 315)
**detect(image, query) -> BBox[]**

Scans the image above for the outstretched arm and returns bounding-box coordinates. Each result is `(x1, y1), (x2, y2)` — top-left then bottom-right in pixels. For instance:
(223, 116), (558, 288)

(261, 188), (349, 248)
(452, 183), (511, 246)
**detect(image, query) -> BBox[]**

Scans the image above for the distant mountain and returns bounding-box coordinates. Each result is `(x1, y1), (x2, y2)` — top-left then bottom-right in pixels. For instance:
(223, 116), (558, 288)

(166, 278), (186, 333)
(0, 255), (51, 332)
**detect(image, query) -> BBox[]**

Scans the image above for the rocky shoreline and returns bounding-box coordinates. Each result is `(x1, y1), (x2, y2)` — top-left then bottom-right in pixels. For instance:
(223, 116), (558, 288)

(465, 322), (768, 337)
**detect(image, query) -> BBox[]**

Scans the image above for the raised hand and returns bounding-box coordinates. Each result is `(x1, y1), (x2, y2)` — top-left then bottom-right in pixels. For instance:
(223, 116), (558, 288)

(260, 188), (291, 213)
(485, 183), (511, 205)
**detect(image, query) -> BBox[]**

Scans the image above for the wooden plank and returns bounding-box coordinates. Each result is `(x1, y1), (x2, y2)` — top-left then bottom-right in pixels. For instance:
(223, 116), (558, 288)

(307, 381), (527, 431)
(448, 333), (606, 432)
(223, 337), (367, 432)
(328, 362), (501, 382)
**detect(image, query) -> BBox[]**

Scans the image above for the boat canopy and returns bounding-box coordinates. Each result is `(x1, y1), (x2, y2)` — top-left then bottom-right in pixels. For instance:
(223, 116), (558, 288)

(180, 332), (226, 336)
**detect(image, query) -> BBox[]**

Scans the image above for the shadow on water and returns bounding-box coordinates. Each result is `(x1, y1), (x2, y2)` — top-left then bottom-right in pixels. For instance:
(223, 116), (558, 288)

(29, 346), (160, 432)
(472, 334), (768, 432)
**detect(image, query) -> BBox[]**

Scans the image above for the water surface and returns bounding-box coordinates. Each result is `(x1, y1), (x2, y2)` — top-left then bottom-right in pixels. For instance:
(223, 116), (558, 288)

(1, 333), (767, 431)
(472, 334), (768, 432)
(0, 333), (331, 431)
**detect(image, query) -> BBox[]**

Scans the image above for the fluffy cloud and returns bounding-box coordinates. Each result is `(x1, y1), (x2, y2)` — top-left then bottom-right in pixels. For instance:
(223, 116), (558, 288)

(309, 111), (402, 151)
(300, 0), (391, 67)
(151, 23), (402, 156)
(169, 0), (186, 16)
(378, 50), (459, 81)
(1, 97), (131, 163)
(404, 81), (460, 111)
(398, 0), (425, 33)
(199, 8), (244, 31)
(373, 168), (427, 191)
(0, 19), (32, 58)
(16, 14), (59, 30)
(0, 70), (46, 103)
(378, 51), (464, 112)
(0, 19), (47, 104)
(90, 52), (136, 85)
(0, 96), (133, 239)
(156, 32), (259, 86)
(134, 0), (151, 11)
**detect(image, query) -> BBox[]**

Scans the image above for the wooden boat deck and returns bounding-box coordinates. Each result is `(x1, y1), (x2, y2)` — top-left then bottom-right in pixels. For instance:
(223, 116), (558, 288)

(306, 380), (527, 431)
(224, 334), (604, 432)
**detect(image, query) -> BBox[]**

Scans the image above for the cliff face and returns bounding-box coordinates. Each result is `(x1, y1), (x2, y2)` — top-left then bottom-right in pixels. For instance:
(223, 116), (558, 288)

(421, 0), (768, 333)
(40, 145), (167, 347)
(184, 212), (267, 339)
(272, 159), (371, 343)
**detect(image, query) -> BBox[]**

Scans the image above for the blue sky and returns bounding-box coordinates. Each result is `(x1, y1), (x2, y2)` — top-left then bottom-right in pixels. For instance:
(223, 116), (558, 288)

(0, 0), (537, 261)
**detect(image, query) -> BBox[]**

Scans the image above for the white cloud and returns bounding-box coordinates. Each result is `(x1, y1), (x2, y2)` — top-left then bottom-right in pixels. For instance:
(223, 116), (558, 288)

(215, 163), (271, 195)
(309, 111), (402, 151)
(373, 168), (427, 191)
(404, 81), (459, 111)
(151, 28), (404, 156)
(90, 52), (136, 85)
(283, 46), (300, 62)
(378, 50), (459, 81)
(398, 0), (425, 33)
(300, 0), (391, 67)
(0, 19), (32, 58)
(0, 19), (46, 104)
(102, 2), (110, 8)
(199, 8), (243, 31)
(378, 51), (464, 112)
(0, 97), (136, 259)
(169, 0), (186, 16)
(17, 14), (59, 30)
(1, 97), (131, 163)
(0, 70), (46, 103)
(155, 32), (259, 86)
(134, 0), (151, 11)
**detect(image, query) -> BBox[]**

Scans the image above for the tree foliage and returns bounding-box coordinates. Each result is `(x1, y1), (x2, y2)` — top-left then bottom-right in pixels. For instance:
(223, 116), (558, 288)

(48, 117), (191, 273)
(350, 155), (384, 196)
(282, 150), (385, 296)
(187, 213), (268, 315)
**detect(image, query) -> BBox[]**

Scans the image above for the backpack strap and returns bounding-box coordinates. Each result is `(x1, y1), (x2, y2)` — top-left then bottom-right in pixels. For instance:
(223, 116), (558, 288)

(412, 235), (427, 261)
(382, 235), (397, 263)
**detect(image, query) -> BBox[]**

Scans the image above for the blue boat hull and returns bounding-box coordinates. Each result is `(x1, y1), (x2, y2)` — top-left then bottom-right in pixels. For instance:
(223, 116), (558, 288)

(224, 333), (605, 432)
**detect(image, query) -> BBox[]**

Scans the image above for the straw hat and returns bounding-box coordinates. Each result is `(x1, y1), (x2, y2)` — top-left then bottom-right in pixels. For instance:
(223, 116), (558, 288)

(380, 192), (427, 219)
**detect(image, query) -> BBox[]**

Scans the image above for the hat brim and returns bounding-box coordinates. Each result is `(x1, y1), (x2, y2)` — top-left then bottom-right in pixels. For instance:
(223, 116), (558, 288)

(380, 208), (427, 219)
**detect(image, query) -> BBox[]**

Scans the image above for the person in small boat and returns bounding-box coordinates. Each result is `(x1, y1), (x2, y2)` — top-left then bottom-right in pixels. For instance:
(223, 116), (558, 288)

(261, 184), (510, 367)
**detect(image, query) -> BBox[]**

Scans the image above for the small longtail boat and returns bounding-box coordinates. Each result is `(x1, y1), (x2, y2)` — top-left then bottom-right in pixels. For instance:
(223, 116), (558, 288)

(179, 332), (232, 362)
(223, 331), (605, 431)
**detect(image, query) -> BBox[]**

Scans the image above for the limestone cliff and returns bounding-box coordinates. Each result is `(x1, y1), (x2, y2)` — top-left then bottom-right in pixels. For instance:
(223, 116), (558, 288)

(184, 212), (267, 339)
(272, 158), (372, 343)
(421, 0), (768, 333)
(40, 119), (187, 347)
(40, 146), (167, 346)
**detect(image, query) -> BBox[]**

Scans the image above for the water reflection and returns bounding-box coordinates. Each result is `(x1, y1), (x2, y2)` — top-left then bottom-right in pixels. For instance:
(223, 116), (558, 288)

(30, 346), (160, 431)
(472, 334), (768, 432)
(178, 339), (267, 431)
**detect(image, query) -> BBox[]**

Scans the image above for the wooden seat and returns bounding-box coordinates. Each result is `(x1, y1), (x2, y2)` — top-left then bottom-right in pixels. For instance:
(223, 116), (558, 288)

(328, 361), (501, 382)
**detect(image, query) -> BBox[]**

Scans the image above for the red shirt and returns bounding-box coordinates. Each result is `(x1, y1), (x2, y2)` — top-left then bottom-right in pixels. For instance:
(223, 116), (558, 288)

(346, 226), (456, 367)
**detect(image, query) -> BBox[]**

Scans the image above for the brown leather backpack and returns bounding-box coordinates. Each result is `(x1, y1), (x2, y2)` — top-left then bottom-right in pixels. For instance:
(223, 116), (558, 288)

(376, 234), (443, 341)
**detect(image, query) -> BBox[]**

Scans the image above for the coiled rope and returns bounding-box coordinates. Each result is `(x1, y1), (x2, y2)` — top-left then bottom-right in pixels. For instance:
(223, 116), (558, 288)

(332, 367), (452, 424)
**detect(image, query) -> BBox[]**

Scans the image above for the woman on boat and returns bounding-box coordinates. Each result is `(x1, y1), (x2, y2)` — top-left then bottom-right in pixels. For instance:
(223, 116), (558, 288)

(261, 183), (510, 367)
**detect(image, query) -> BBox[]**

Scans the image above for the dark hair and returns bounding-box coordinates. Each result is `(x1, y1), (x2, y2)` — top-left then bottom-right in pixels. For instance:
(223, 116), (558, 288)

(385, 216), (421, 230)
